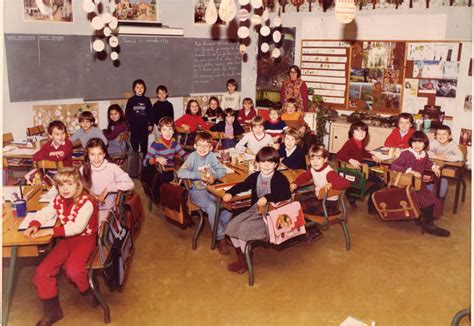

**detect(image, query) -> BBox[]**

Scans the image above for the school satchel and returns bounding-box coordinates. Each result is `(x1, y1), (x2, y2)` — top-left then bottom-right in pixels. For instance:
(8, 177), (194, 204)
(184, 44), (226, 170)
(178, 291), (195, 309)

(159, 181), (191, 229)
(120, 191), (143, 239)
(100, 212), (133, 291)
(337, 165), (367, 198)
(264, 201), (306, 245)
(372, 186), (421, 221)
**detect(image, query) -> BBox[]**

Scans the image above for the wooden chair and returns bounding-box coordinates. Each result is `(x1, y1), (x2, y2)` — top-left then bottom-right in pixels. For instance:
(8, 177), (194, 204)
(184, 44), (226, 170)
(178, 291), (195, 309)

(109, 132), (132, 166)
(3, 132), (14, 146)
(181, 178), (206, 250)
(34, 160), (64, 174)
(26, 125), (46, 137)
(440, 144), (468, 214)
(336, 160), (373, 202)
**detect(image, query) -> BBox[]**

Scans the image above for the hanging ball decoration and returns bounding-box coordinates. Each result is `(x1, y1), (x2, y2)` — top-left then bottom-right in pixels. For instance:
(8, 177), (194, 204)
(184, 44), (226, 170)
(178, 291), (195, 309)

(272, 30), (282, 43)
(273, 16), (282, 27)
(82, 0), (95, 13)
(260, 42), (270, 53)
(261, 9), (270, 22)
(238, 8), (249, 21)
(239, 0), (250, 5)
(237, 26), (250, 39)
(92, 39), (105, 52)
(251, 14), (261, 25)
(91, 16), (105, 30)
(102, 12), (113, 24)
(218, 0), (237, 23)
(271, 48), (281, 58)
(109, 36), (119, 47)
(108, 17), (118, 29)
(239, 44), (247, 55)
(93, 0), (100, 4)
(103, 27), (112, 37)
(251, 0), (263, 9)
(111, 51), (119, 61)
(205, 0), (218, 25)
(260, 25), (270, 37)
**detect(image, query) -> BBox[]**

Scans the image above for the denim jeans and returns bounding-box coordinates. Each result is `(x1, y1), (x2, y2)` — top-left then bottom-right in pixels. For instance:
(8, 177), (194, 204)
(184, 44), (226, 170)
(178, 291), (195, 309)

(427, 178), (448, 198)
(189, 189), (232, 240)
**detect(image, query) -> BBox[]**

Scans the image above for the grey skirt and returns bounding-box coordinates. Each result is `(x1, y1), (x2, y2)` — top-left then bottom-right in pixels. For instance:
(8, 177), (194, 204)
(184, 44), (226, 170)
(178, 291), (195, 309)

(225, 203), (268, 242)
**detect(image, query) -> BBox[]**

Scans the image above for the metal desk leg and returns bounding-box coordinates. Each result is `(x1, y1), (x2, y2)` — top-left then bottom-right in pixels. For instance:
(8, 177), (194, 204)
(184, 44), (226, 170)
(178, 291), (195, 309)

(211, 198), (222, 250)
(453, 178), (462, 214)
(3, 246), (18, 326)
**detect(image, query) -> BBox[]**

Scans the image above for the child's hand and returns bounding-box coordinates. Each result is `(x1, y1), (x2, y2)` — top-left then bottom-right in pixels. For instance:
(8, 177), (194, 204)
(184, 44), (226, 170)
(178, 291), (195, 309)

(182, 125), (190, 132)
(272, 143), (280, 150)
(290, 183), (298, 192)
(203, 175), (216, 185)
(245, 148), (254, 155)
(97, 188), (108, 203)
(51, 151), (65, 158)
(30, 229), (53, 238)
(348, 159), (361, 169)
(325, 183), (333, 191)
(156, 157), (168, 166)
(257, 197), (267, 207)
(24, 226), (39, 238)
(432, 165), (441, 177)
(410, 171), (422, 178)
(223, 193), (232, 202)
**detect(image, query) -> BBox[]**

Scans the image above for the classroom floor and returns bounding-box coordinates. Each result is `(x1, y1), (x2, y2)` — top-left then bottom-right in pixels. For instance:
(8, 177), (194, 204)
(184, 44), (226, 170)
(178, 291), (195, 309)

(3, 176), (471, 326)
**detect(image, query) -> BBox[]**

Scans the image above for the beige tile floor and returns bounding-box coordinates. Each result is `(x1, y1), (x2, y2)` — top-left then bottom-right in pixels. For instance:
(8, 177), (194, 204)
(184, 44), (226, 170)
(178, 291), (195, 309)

(3, 177), (471, 325)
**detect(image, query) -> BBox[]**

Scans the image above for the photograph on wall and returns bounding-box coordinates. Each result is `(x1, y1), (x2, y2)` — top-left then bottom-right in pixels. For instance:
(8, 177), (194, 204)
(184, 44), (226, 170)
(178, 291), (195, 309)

(33, 103), (99, 136)
(280, 0), (324, 12)
(404, 79), (419, 97)
(115, 0), (158, 22)
(418, 79), (437, 93)
(435, 79), (457, 97)
(407, 43), (461, 61)
(256, 27), (296, 107)
(194, 0), (226, 25)
(413, 61), (459, 79)
(464, 95), (472, 111)
(350, 68), (384, 83)
(459, 128), (472, 147)
(469, 59), (472, 76)
(23, 0), (73, 22)
(362, 42), (395, 69)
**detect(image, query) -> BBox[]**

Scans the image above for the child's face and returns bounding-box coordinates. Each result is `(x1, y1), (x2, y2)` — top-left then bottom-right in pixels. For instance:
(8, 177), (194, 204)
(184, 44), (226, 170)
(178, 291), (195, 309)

(310, 154), (327, 170)
(134, 84), (145, 96)
(243, 101), (252, 110)
(51, 127), (66, 145)
(109, 109), (120, 122)
(227, 84), (236, 93)
(190, 102), (200, 115)
(411, 141), (425, 153)
(252, 125), (264, 135)
(209, 100), (218, 110)
(269, 110), (279, 121)
(58, 180), (79, 199)
(80, 119), (93, 132)
(353, 128), (366, 141)
(436, 130), (450, 144)
(160, 125), (174, 141)
(225, 114), (235, 124)
(284, 135), (296, 149)
(157, 89), (168, 101)
(286, 104), (296, 113)
(88, 146), (106, 168)
(258, 160), (277, 175)
(194, 140), (212, 157)
(398, 117), (412, 132)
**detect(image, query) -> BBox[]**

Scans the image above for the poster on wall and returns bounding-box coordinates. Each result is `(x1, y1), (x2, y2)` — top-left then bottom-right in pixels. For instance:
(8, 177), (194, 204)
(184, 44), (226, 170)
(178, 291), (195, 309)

(194, 0), (226, 25)
(459, 128), (472, 147)
(33, 103), (99, 136)
(464, 95), (472, 111)
(256, 28), (296, 108)
(23, 0), (73, 22)
(115, 0), (158, 22)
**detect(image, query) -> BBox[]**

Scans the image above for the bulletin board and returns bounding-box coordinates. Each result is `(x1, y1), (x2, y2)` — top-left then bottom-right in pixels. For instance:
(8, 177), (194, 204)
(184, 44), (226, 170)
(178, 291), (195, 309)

(32, 103), (99, 136)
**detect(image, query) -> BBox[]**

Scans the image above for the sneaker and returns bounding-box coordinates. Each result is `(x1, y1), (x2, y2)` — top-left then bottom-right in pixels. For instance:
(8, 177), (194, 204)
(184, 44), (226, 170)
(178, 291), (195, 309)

(217, 239), (230, 255)
(426, 225), (450, 237)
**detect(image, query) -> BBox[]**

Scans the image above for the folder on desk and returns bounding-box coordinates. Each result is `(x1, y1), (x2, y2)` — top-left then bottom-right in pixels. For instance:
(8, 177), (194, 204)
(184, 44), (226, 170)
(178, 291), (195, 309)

(18, 212), (57, 231)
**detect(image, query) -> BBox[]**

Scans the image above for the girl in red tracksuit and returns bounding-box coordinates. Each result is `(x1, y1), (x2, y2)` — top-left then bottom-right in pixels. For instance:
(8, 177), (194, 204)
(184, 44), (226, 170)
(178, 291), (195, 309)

(24, 167), (98, 326)
(175, 99), (210, 145)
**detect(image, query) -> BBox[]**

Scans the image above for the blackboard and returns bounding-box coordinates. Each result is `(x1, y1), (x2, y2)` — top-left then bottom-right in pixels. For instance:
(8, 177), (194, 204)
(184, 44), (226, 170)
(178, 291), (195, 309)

(5, 33), (242, 102)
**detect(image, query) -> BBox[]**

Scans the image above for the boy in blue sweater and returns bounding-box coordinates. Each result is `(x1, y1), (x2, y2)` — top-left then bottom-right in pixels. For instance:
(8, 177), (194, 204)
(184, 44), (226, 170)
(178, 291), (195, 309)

(177, 131), (232, 255)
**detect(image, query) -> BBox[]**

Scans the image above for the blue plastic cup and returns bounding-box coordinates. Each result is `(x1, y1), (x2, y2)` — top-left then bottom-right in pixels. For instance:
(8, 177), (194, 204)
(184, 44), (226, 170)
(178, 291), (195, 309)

(14, 199), (27, 218)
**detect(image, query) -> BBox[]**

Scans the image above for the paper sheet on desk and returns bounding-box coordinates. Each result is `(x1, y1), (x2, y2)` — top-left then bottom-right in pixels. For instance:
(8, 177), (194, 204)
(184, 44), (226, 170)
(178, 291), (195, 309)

(39, 187), (58, 203)
(2, 186), (21, 202)
(370, 151), (392, 161)
(18, 212), (57, 231)
(225, 166), (234, 174)
(218, 185), (251, 196)
(5, 148), (38, 155)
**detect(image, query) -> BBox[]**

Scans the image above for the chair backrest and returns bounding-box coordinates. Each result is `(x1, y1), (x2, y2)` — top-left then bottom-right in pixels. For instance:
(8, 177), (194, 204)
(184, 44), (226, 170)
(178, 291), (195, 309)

(385, 168), (421, 191)
(316, 187), (344, 200)
(34, 160), (64, 174)
(3, 132), (14, 146)
(336, 160), (369, 180)
(459, 144), (468, 163)
(27, 125), (46, 137)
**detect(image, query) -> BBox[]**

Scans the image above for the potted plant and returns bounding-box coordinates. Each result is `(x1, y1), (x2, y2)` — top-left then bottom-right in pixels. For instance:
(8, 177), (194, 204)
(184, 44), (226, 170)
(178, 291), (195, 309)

(308, 88), (331, 145)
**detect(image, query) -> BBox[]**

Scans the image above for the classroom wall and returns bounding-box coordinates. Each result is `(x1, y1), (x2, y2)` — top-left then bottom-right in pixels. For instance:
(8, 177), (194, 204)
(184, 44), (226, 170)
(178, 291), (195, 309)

(2, 1), (471, 144)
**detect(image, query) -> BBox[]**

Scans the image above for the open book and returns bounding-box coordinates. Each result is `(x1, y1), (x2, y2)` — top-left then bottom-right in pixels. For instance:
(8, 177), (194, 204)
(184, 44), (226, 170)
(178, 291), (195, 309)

(18, 212), (57, 231)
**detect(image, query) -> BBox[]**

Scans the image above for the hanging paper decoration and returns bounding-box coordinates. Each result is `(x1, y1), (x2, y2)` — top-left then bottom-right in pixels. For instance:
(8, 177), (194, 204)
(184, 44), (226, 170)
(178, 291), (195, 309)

(238, 8), (250, 21)
(261, 8), (270, 21)
(271, 48), (281, 58)
(273, 16), (282, 27)
(92, 39), (105, 52)
(272, 30), (282, 42)
(251, 14), (262, 25)
(261, 42), (270, 53)
(205, 0), (218, 24)
(252, 0), (263, 9)
(237, 26), (250, 38)
(91, 16), (105, 30)
(82, 0), (95, 13)
(335, 0), (356, 23)
(110, 52), (119, 61)
(239, 44), (247, 55)
(239, 0), (250, 5)
(260, 25), (271, 36)
(219, 0), (237, 22)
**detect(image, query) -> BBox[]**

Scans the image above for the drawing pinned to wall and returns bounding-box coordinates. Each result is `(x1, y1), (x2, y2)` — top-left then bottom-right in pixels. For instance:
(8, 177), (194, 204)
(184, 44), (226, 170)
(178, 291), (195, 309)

(464, 95), (472, 111)
(23, 0), (73, 22)
(459, 128), (472, 147)
(195, 0), (226, 25)
(404, 79), (419, 97)
(115, 0), (158, 22)
(407, 43), (461, 61)
(33, 103), (99, 136)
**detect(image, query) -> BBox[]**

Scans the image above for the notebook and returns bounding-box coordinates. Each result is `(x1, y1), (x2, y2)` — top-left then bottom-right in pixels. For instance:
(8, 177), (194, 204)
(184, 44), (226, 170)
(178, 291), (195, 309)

(18, 212), (57, 231)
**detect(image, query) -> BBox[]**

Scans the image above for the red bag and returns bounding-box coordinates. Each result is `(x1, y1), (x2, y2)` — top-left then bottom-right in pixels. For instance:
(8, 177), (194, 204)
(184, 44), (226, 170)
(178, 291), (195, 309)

(159, 182), (191, 229)
(372, 186), (421, 221)
(121, 191), (143, 239)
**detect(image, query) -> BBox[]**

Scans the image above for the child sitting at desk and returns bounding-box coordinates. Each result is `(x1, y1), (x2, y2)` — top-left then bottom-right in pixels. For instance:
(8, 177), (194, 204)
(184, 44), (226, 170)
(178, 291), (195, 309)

(177, 132), (232, 255)
(103, 104), (129, 159)
(221, 78), (241, 112)
(204, 96), (224, 123)
(281, 98), (306, 135)
(223, 146), (292, 274)
(235, 116), (275, 155)
(384, 112), (415, 148)
(264, 106), (287, 142)
(33, 120), (73, 167)
(24, 168), (98, 325)
(278, 128), (306, 170)
(70, 111), (108, 148)
(210, 108), (244, 149)
(175, 99), (210, 145)
(237, 98), (257, 126)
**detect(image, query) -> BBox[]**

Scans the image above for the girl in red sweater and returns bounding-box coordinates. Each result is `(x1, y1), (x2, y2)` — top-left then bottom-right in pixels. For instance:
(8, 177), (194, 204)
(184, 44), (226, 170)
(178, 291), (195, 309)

(24, 167), (98, 325)
(175, 99), (210, 145)
(33, 120), (73, 167)
(384, 113), (415, 148)
(237, 97), (257, 126)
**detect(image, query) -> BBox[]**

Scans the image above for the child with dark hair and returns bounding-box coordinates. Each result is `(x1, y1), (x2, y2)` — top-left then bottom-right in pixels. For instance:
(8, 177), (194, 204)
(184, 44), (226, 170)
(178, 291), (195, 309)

(235, 116), (274, 154)
(204, 96), (224, 123)
(264, 106), (287, 141)
(175, 99), (211, 133)
(103, 104), (129, 158)
(152, 84), (174, 126)
(33, 120), (73, 166)
(278, 128), (306, 170)
(210, 108), (244, 149)
(237, 98), (257, 126)
(223, 147), (292, 274)
(384, 112), (415, 148)
(70, 111), (108, 148)
(221, 78), (240, 111)
(125, 79), (153, 153)
(391, 131), (449, 237)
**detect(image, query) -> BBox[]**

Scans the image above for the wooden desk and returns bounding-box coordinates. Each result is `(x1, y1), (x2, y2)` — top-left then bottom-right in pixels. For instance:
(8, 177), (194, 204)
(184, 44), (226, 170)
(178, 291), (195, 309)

(2, 186), (52, 326)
